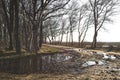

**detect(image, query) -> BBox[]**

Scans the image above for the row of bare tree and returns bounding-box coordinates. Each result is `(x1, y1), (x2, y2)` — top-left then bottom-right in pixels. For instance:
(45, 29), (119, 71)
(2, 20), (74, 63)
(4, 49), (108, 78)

(0, 0), (119, 54)
(0, 0), (70, 54)
(44, 0), (119, 48)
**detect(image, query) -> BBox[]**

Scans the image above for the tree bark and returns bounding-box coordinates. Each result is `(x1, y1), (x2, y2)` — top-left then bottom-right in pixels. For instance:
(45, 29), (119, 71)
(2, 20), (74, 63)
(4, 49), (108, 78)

(1, 0), (13, 50)
(66, 31), (68, 46)
(14, 0), (21, 54)
(91, 31), (97, 48)
(9, 0), (14, 50)
(39, 20), (43, 48)
(32, 0), (38, 54)
(91, 0), (98, 49)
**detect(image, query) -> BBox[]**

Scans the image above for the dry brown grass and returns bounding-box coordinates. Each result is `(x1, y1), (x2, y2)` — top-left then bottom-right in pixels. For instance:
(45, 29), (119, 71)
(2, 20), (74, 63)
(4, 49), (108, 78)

(39, 45), (60, 53)
(0, 44), (120, 80)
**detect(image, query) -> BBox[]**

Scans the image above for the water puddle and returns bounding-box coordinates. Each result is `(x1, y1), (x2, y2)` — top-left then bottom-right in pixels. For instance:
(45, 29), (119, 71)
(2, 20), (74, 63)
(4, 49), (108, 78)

(42, 53), (72, 63)
(82, 60), (105, 67)
(102, 53), (116, 60)
(40, 50), (119, 73)
(90, 51), (117, 60)
(108, 67), (120, 72)
(41, 53), (73, 71)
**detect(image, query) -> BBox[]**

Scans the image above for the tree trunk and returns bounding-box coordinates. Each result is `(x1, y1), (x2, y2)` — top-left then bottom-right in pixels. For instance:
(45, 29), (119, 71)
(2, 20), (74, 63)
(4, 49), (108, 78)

(9, 0), (14, 50)
(78, 33), (81, 47)
(39, 20), (43, 48)
(58, 33), (61, 44)
(60, 33), (63, 44)
(43, 35), (47, 44)
(81, 26), (89, 48)
(91, 0), (98, 49)
(71, 32), (73, 45)
(91, 31), (97, 48)
(33, 25), (38, 54)
(1, 0), (13, 50)
(32, 0), (38, 54)
(66, 31), (68, 46)
(69, 31), (73, 46)
(24, 22), (29, 52)
(9, 32), (13, 50)
(3, 25), (7, 48)
(0, 26), (2, 45)
(14, 0), (21, 54)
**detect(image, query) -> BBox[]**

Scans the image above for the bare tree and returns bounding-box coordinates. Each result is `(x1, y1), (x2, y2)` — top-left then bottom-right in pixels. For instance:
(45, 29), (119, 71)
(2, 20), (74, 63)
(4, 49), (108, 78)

(80, 13), (92, 47)
(0, 1), (8, 49)
(21, 0), (70, 53)
(77, 3), (90, 47)
(44, 18), (59, 44)
(58, 18), (67, 44)
(89, 0), (119, 48)
(68, 1), (78, 45)
(14, 0), (21, 54)
(1, 0), (14, 50)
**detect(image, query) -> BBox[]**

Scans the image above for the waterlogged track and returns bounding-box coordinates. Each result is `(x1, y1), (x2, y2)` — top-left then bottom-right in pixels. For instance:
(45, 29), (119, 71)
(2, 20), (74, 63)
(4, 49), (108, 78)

(42, 44), (120, 75)
(0, 44), (120, 80)
(17, 44), (120, 80)
(43, 44), (120, 57)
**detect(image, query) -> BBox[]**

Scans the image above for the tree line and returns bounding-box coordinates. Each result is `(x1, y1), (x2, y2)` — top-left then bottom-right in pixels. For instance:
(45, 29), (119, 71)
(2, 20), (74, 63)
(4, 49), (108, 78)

(0, 0), (119, 54)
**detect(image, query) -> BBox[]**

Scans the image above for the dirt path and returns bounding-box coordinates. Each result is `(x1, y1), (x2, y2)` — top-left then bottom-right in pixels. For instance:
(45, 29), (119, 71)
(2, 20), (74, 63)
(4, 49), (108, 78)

(43, 44), (120, 56)
(0, 44), (120, 80)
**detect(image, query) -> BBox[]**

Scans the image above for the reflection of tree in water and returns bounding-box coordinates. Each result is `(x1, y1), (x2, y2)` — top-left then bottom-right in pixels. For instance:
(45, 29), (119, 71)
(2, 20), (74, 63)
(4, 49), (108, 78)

(41, 53), (73, 72)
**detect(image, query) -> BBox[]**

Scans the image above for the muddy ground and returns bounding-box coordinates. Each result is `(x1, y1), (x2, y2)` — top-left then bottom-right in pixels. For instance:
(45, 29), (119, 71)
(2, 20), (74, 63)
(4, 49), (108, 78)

(0, 45), (120, 80)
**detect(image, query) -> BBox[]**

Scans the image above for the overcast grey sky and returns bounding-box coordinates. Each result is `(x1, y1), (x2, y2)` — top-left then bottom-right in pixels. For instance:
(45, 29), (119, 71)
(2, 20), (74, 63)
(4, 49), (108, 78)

(68, 0), (120, 42)
(72, 13), (120, 42)
(58, 0), (120, 42)
(77, 0), (120, 42)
